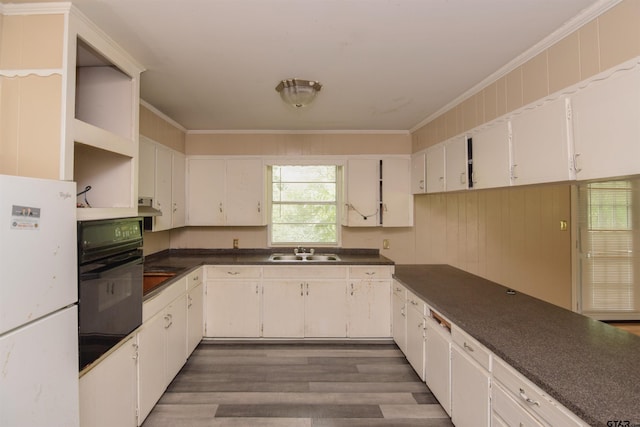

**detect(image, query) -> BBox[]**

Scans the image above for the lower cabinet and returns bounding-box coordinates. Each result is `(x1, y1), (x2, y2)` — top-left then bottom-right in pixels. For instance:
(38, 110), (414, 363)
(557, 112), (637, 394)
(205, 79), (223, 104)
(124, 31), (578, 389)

(405, 293), (426, 380)
(187, 281), (204, 355)
(392, 282), (407, 353)
(79, 336), (138, 427)
(305, 280), (348, 337)
(205, 281), (261, 337)
(424, 314), (451, 416)
(262, 280), (305, 338)
(348, 266), (392, 337)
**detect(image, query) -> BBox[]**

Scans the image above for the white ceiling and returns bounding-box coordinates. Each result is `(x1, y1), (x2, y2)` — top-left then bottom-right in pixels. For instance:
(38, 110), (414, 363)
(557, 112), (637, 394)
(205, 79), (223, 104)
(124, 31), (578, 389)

(61, 0), (611, 131)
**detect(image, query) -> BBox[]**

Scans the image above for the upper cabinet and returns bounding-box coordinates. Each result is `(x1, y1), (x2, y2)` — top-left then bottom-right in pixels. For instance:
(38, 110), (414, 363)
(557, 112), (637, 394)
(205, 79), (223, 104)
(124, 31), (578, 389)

(510, 97), (573, 186)
(570, 65), (640, 181)
(425, 143), (445, 193)
(410, 151), (426, 194)
(0, 5), (144, 220)
(444, 136), (469, 192)
(470, 120), (511, 190)
(381, 158), (413, 227)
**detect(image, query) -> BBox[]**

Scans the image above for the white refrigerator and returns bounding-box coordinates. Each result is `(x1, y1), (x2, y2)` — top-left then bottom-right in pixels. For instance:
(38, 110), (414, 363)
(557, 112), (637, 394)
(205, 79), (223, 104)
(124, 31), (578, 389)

(0, 174), (79, 427)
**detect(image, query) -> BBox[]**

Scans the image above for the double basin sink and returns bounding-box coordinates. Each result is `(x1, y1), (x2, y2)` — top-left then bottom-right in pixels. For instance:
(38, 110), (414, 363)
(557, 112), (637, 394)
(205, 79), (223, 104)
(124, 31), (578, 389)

(269, 253), (341, 262)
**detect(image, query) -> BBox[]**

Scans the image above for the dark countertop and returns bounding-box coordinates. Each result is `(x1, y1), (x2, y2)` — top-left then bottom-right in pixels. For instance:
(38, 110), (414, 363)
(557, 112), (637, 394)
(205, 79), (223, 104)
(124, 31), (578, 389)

(393, 264), (640, 427)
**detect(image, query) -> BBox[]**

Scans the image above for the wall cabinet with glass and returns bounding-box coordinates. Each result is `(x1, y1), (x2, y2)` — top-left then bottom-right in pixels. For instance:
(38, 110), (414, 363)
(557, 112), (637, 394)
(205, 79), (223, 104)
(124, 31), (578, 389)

(187, 157), (265, 226)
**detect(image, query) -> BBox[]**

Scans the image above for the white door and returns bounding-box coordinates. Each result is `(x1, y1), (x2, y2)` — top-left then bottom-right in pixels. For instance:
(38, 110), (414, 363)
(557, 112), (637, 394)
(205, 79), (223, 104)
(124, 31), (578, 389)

(405, 304), (425, 380)
(187, 158), (226, 225)
(79, 336), (137, 427)
(571, 66), (640, 180)
(382, 157), (413, 226)
(345, 158), (379, 226)
(471, 120), (511, 189)
(226, 159), (265, 225)
(154, 146), (173, 231)
(445, 136), (468, 192)
(205, 281), (261, 337)
(137, 311), (167, 423)
(510, 97), (572, 185)
(138, 137), (155, 198)
(425, 317), (452, 415)
(411, 151), (426, 194)
(451, 344), (491, 427)
(392, 284), (407, 353)
(262, 281), (305, 337)
(305, 281), (347, 337)
(425, 143), (445, 193)
(0, 307), (79, 427)
(187, 282), (204, 355)
(348, 280), (391, 337)
(172, 152), (186, 228)
(165, 294), (188, 380)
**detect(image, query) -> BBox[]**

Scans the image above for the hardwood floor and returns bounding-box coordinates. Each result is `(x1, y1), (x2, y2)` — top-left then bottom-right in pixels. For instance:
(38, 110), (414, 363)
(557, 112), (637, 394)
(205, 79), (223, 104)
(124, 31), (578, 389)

(142, 341), (453, 427)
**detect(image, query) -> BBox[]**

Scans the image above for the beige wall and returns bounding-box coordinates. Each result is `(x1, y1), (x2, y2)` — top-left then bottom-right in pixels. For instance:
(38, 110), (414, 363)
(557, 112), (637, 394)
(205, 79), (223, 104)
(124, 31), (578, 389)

(414, 184), (572, 309)
(412, 0), (640, 152)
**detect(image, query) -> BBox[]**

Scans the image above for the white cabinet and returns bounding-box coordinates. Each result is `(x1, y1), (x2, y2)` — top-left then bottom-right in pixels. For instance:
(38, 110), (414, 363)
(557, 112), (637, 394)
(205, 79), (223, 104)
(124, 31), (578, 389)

(262, 280), (306, 338)
(381, 157), (413, 226)
(492, 382), (544, 427)
(470, 120), (511, 189)
(165, 294), (188, 379)
(570, 65), (640, 181)
(510, 97), (572, 185)
(451, 326), (491, 427)
(305, 281), (348, 337)
(424, 314), (452, 416)
(172, 152), (186, 227)
(411, 151), (426, 194)
(425, 143), (445, 193)
(392, 281), (407, 353)
(445, 136), (468, 192)
(187, 157), (265, 226)
(204, 266), (262, 337)
(154, 145), (173, 231)
(405, 290), (426, 380)
(347, 266), (392, 338)
(344, 158), (380, 226)
(79, 336), (138, 427)
(186, 268), (204, 355)
(344, 157), (413, 227)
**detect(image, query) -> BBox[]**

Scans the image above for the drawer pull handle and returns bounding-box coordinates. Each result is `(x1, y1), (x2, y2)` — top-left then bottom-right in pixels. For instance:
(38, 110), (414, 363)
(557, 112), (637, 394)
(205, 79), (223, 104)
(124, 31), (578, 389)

(227, 271), (240, 275)
(463, 342), (474, 352)
(365, 271), (376, 276)
(519, 388), (540, 406)
(411, 300), (418, 306)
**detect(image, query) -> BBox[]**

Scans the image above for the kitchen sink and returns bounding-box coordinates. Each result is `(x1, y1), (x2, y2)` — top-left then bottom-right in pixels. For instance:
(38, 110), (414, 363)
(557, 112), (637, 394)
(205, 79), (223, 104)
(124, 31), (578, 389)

(269, 253), (341, 262)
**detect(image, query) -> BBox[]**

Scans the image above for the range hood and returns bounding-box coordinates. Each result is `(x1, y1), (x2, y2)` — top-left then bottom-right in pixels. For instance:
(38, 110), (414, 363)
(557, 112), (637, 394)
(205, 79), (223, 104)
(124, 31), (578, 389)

(137, 197), (162, 217)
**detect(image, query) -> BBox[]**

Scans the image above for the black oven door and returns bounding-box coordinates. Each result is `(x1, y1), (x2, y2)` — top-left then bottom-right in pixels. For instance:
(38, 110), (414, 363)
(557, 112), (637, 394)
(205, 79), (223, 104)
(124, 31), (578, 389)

(78, 250), (143, 369)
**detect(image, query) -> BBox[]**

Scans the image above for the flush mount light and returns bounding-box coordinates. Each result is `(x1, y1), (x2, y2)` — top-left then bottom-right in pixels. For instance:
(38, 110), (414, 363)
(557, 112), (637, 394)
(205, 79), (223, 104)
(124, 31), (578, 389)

(275, 78), (322, 108)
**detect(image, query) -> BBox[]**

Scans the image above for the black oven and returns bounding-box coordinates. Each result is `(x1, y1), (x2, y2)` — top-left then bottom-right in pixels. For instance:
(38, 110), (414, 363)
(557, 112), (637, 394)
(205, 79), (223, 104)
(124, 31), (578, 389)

(77, 217), (143, 370)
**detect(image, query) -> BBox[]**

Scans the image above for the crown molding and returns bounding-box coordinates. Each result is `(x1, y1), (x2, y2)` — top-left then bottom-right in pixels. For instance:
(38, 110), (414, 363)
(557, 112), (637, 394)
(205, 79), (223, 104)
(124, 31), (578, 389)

(140, 99), (188, 132)
(0, 1), (71, 15)
(409, 0), (624, 133)
(186, 129), (410, 135)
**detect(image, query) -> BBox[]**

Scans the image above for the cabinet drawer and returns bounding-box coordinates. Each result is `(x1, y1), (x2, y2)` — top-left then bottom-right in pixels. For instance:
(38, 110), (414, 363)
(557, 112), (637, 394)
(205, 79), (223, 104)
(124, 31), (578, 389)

(493, 357), (583, 427)
(187, 267), (203, 289)
(492, 382), (544, 427)
(262, 266), (347, 279)
(206, 265), (262, 279)
(406, 289), (426, 316)
(143, 278), (186, 322)
(349, 265), (393, 279)
(452, 325), (491, 371)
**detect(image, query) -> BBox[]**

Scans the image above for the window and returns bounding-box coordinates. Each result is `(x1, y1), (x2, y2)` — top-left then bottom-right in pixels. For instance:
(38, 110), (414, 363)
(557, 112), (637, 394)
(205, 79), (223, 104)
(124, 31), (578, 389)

(578, 179), (640, 320)
(269, 165), (340, 246)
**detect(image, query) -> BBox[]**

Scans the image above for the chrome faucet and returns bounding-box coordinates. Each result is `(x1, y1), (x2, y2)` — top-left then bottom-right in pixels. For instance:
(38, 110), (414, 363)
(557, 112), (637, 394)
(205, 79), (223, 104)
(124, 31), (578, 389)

(294, 247), (315, 255)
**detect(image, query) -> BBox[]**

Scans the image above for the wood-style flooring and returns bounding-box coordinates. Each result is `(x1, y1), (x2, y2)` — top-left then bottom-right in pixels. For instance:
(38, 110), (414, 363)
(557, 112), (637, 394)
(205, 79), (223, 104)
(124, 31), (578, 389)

(142, 341), (454, 427)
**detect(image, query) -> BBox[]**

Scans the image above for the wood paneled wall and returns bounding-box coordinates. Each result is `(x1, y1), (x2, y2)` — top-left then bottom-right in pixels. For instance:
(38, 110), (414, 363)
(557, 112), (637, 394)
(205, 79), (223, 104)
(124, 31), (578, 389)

(413, 184), (572, 309)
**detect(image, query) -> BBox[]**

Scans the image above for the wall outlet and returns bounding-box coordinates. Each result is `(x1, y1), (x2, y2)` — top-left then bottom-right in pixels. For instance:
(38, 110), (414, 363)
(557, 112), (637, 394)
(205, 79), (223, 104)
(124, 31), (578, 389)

(233, 238), (239, 249)
(383, 239), (390, 249)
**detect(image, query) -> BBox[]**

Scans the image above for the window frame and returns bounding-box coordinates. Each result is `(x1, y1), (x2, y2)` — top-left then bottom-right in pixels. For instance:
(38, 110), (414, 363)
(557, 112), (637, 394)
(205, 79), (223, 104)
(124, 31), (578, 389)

(266, 160), (343, 248)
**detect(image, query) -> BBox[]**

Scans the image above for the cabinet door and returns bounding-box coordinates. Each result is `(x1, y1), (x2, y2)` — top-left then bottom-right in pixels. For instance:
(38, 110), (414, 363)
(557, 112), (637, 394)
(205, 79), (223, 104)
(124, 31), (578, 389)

(348, 280), (391, 337)
(305, 281), (347, 337)
(471, 121), (511, 189)
(425, 317), (452, 416)
(492, 382), (544, 427)
(165, 294), (188, 380)
(187, 282), (204, 356)
(344, 158), (379, 226)
(137, 312), (167, 423)
(138, 137), (155, 198)
(425, 143), (445, 193)
(571, 66), (640, 180)
(382, 157), (413, 226)
(511, 97), (572, 185)
(205, 281), (261, 337)
(262, 281), (305, 338)
(225, 159), (265, 226)
(411, 151), (426, 194)
(392, 284), (407, 353)
(79, 337), (137, 427)
(405, 305), (425, 380)
(154, 146), (173, 231)
(172, 152), (186, 228)
(451, 344), (491, 427)
(445, 136), (468, 192)
(187, 158), (226, 225)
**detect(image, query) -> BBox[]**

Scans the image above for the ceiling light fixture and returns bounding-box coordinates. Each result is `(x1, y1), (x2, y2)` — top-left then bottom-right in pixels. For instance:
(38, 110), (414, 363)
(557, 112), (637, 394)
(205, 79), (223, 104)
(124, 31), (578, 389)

(275, 78), (322, 108)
